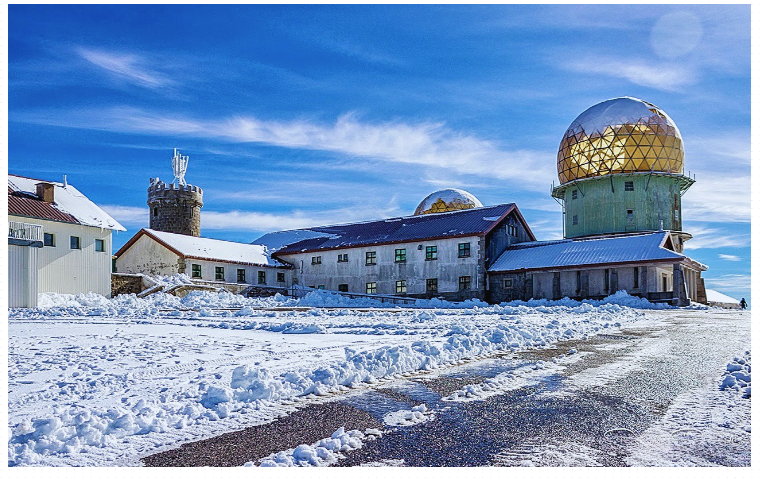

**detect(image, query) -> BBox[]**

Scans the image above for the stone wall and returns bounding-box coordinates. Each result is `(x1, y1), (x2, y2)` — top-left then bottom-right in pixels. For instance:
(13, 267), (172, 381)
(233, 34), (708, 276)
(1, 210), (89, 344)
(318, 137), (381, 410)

(111, 273), (144, 296)
(147, 180), (203, 237)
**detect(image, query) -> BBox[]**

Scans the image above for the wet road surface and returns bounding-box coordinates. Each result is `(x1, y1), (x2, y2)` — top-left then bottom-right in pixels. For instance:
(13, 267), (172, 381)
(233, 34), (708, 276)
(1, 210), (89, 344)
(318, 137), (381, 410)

(143, 309), (750, 467)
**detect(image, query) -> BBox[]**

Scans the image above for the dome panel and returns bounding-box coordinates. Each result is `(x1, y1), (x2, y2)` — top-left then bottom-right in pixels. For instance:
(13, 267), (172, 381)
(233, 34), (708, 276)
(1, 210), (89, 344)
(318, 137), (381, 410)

(557, 97), (685, 184)
(414, 188), (483, 215)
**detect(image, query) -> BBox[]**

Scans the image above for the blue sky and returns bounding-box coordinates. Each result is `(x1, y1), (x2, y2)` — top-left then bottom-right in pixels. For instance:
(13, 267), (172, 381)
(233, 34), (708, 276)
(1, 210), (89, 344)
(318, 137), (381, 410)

(8, 4), (751, 302)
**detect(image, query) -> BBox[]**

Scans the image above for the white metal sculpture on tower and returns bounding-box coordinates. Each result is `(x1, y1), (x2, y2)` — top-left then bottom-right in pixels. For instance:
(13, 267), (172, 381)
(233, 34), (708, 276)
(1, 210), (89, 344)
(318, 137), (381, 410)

(172, 148), (189, 187)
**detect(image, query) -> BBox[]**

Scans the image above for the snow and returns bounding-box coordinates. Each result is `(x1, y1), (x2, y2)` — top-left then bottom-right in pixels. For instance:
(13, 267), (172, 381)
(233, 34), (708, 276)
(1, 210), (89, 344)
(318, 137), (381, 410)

(250, 427), (382, 467)
(252, 229), (338, 253)
(8, 174), (126, 231)
(141, 228), (283, 267)
(719, 351), (751, 398)
(705, 288), (740, 305)
(7, 289), (688, 466)
(382, 404), (433, 427)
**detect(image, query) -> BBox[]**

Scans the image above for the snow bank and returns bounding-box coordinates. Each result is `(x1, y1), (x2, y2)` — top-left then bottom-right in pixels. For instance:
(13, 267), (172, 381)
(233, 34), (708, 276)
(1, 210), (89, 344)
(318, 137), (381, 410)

(720, 351), (751, 398)
(250, 427), (382, 467)
(383, 404), (433, 427)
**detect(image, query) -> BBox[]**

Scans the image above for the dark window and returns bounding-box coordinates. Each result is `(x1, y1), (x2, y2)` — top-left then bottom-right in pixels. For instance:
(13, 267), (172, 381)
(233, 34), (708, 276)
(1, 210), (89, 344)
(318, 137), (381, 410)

(572, 189), (578, 200)
(258, 271), (266, 284)
(43, 233), (55, 247)
(576, 271), (581, 293)
(237, 269), (246, 283)
(508, 224), (518, 236)
(633, 267), (639, 289)
(366, 282), (377, 294)
(458, 243), (471, 258)
(95, 239), (105, 252)
(625, 181), (634, 191)
(215, 266), (225, 281)
(192, 264), (202, 278)
(662, 275), (668, 292)
(604, 269), (610, 292)
(311, 256), (321, 265)
(366, 251), (377, 265)
(504, 279), (513, 288)
(277, 272), (285, 282)
(459, 276), (471, 290)
(426, 278), (438, 293)
(337, 253), (348, 262)
(317, 285), (325, 290)
(153, 207), (158, 217)
(338, 284), (349, 292)
(425, 245), (437, 260)
(395, 248), (406, 263)
(70, 236), (81, 250)
(396, 280), (407, 294)
(572, 215), (578, 225)
(627, 209), (634, 219)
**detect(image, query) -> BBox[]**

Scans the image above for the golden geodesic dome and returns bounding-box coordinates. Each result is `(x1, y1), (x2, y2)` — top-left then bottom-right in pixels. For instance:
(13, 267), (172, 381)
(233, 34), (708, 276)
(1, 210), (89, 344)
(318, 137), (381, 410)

(414, 188), (483, 215)
(557, 97), (684, 184)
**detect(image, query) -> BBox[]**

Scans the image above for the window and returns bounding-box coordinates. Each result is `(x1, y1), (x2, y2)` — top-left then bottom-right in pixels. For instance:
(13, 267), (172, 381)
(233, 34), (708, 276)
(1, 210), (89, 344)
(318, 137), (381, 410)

(337, 253), (348, 263)
(572, 189), (578, 200)
(507, 224), (518, 236)
(258, 271), (266, 284)
(338, 284), (349, 292)
(458, 243), (471, 258)
(95, 239), (105, 252)
(633, 267), (639, 289)
(366, 251), (376, 265)
(277, 272), (285, 283)
(459, 276), (471, 290)
(43, 233), (55, 247)
(366, 282), (377, 294)
(504, 279), (513, 288)
(311, 256), (322, 265)
(153, 207), (158, 217)
(396, 280), (407, 294)
(604, 269), (610, 292)
(317, 285), (325, 290)
(70, 236), (81, 250)
(426, 278), (438, 293)
(576, 271), (581, 293)
(395, 248), (406, 263)
(192, 264), (202, 278)
(215, 266), (225, 281)
(237, 269), (246, 283)
(627, 209), (634, 219)
(625, 181), (634, 191)
(662, 275), (668, 292)
(425, 245), (437, 261)
(572, 215), (578, 225)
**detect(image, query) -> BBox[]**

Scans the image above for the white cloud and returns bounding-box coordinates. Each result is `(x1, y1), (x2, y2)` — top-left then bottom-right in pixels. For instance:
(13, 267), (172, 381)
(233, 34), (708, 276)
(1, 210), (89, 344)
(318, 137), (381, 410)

(77, 48), (173, 89)
(703, 274), (751, 293)
(718, 254), (741, 262)
(101, 205), (147, 226)
(681, 175), (751, 223)
(15, 107), (556, 192)
(682, 225), (750, 250)
(561, 56), (696, 92)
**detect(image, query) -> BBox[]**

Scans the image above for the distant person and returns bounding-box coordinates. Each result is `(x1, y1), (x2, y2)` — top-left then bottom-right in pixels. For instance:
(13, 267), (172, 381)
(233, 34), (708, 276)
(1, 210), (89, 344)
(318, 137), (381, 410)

(740, 298), (747, 310)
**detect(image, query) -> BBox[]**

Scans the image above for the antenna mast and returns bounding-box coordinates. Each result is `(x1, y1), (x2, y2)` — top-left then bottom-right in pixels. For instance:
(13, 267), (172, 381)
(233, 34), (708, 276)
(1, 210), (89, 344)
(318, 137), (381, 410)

(172, 148), (189, 187)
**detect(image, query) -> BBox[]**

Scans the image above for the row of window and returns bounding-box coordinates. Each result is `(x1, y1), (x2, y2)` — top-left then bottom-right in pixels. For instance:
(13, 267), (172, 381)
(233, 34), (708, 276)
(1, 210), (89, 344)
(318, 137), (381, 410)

(570, 181), (635, 200)
(43, 233), (105, 252)
(572, 209), (637, 226)
(315, 277), (473, 295)
(311, 243), (472, 266)
(501, 268), (642, 292)
(190, 264), (286, 284)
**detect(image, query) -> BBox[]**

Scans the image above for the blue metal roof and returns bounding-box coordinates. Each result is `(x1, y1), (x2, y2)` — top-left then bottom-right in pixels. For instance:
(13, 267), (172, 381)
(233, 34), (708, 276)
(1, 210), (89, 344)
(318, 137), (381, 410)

(488, 231), (685, 272)
(255, 203), (516, 254)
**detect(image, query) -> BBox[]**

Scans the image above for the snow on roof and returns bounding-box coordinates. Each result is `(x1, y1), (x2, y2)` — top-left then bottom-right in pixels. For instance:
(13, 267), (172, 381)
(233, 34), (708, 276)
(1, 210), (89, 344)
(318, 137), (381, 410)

(8, 175), (125, 231)
(489, 231), (684, 272)
(253, 229), (338, 253)
(705, 289), (740, 304)
(142, 229), (284, 267)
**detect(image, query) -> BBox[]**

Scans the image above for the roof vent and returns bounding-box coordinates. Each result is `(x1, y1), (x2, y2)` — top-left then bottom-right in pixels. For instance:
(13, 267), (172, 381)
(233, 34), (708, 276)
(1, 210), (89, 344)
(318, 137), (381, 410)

(35, 182), (55, 203)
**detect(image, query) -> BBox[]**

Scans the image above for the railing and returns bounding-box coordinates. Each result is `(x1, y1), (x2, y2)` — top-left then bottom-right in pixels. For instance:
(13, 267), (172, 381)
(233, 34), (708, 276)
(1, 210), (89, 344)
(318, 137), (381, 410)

(8, 221), (43, 242)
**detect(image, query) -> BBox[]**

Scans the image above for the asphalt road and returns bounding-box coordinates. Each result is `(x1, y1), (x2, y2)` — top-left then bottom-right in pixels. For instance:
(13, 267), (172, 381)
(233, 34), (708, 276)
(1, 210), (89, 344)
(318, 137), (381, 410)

(143, 309), (750, 467)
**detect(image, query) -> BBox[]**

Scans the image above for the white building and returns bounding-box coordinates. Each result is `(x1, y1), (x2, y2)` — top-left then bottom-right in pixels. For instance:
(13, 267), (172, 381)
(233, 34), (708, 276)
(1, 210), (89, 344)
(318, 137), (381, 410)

(8, 174), (125, 306)
(114, 228), (292, 289)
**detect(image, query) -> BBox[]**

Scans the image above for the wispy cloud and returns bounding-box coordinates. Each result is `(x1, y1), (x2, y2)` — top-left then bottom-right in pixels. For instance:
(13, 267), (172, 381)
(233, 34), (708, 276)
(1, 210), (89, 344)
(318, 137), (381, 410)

(77, 48), (174, 89)
(704, 274), (751, 293)
(718, 254), (741, 262)
(14, 107), (556, 192)
(682, 225), (750, 250)
(681, 175), (750, 223)
(101, 205), (147, 226)
(560, 56), (696, 92)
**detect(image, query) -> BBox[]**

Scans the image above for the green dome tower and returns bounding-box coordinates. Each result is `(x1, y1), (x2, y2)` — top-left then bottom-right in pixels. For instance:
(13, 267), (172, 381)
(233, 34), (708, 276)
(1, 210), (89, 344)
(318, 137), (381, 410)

(551, 97), (695, 252)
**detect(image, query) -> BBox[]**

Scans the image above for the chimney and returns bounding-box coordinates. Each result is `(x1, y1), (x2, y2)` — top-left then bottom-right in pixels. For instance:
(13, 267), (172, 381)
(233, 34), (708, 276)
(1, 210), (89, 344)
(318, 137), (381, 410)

(35, 182), (55, 203)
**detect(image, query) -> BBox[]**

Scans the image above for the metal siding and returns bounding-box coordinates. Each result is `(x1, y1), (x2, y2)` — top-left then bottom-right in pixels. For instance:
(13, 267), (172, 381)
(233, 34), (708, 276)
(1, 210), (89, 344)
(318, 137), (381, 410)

(9, 244), (38, 307)
(12, 216), (114, 297)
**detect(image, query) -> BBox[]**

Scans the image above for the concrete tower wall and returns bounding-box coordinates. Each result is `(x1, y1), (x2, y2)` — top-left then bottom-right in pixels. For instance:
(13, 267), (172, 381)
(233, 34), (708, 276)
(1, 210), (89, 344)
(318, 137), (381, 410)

(559, 174), (689, 239)
(147, 180), (203, 237)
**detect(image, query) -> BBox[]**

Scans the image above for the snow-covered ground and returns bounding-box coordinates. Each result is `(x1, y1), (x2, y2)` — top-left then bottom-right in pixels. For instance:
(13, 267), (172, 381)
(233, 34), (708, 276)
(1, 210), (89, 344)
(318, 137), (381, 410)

(7, 289), (697, 466)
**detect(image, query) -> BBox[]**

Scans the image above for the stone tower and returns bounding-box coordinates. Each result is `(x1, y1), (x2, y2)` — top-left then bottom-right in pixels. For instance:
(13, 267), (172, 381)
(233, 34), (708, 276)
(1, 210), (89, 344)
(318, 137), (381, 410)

(147, 149), (203, 236)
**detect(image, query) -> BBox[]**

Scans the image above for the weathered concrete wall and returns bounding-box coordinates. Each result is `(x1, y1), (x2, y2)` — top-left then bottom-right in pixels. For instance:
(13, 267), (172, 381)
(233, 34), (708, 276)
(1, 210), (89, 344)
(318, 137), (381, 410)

(116, 234), (180, 276)
(277, 236), (482, 299)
